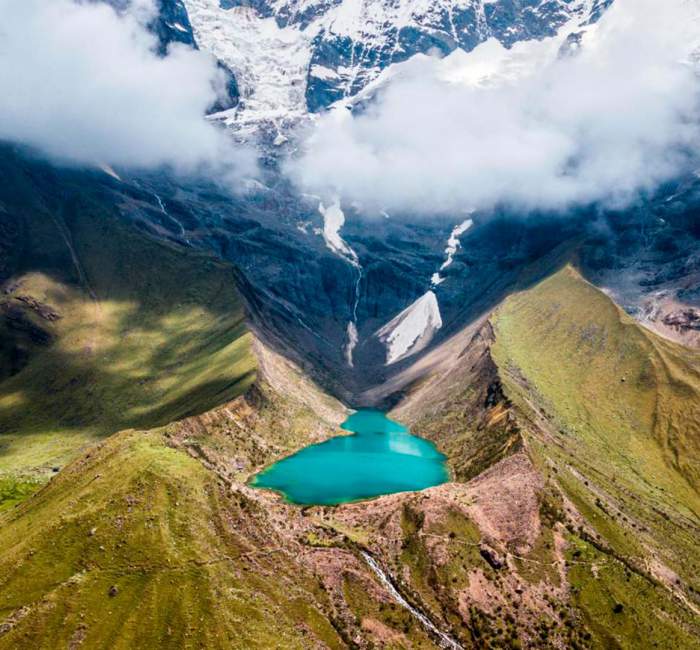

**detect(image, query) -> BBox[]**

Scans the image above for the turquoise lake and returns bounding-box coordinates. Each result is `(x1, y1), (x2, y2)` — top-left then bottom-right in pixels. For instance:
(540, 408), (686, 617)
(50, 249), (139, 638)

(250, 409), (449, 505)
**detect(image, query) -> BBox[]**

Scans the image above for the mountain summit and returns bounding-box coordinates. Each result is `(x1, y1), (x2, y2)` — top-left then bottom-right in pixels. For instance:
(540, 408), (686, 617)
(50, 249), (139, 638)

(181, 0), (612, 126)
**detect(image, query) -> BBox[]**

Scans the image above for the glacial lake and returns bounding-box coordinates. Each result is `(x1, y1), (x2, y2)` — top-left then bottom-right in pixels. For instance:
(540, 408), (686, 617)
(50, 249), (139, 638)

(250, 409), (449, 505)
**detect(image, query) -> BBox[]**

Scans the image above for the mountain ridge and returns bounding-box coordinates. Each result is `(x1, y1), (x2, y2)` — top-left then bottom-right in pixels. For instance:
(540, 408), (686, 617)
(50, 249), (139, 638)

(2, 1), (700, 646)
(181, 0), (612, 129)
(2, 252), (699, 648)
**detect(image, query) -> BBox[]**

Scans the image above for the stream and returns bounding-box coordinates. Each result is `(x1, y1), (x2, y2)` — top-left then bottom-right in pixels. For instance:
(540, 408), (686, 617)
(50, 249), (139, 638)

(360, 550), (463, 650)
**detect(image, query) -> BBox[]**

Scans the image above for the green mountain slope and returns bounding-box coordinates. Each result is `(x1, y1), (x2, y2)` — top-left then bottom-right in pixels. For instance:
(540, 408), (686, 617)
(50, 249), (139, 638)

(389, 265), (700, 649)
(0, 428), (344, 650)
(0, 185), (351, 648)
(2, 177), (699, 650)
(0, 164), (255, 490)
(494, 265), (700, 506)
(492, 267), (700, 645)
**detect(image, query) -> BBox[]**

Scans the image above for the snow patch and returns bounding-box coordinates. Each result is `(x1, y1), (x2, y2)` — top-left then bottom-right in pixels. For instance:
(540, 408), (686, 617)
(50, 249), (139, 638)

(98, 163), (121, 181)
(376, 291), (443, 365)
(169, 21), (189, 33)
(431, 218), (473, 286)
(318, 199), (364, 366)
(440, 218), (473, 271)
(319, 199), (359, 266)
(344, 321), (359, 367)
(310, 64), (340, 80)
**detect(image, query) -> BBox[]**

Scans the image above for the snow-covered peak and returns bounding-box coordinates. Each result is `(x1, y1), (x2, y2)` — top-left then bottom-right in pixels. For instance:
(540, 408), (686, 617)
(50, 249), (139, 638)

(242, 0), (598, 41)
(184, 1), (311, 134)
(183, 0), (614, 128)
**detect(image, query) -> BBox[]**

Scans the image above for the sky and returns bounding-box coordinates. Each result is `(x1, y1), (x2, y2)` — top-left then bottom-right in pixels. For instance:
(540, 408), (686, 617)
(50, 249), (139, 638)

(288, 0), (700, 216)
(0, 0), (253, 176)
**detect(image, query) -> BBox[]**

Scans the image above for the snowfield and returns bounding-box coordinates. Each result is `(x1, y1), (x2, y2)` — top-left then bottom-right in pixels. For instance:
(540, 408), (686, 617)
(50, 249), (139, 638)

(183, 0), (608, 129)
(376, 290), (443, 365)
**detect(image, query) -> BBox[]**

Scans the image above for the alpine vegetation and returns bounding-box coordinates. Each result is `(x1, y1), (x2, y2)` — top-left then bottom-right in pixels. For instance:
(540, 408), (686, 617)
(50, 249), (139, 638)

(1, 1), (700, 649)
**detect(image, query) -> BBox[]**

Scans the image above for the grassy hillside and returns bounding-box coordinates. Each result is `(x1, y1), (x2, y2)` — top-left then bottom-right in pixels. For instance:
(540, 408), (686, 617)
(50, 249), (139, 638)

(2, 149), (698, 648)
(0, 152), (365, 648)
(388, 265), (700, 649)
(0, 429), (343, 650)
(0, 168), (256, 487)
(493, 266), (700, 507)
(491, 266), (700, 647)
(2, 258), (699, 648)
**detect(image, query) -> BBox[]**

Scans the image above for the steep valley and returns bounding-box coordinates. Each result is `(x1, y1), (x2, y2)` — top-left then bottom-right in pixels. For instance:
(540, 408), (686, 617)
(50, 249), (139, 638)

(2, 0), (700, 647)
(1, 154), (699, 648)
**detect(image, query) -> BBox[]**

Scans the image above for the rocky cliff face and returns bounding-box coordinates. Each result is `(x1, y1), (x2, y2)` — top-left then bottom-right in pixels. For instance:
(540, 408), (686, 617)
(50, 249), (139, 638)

(13, 0), (700, 404)
(93, 0), (690, 403)
(118, 157), (700, 404)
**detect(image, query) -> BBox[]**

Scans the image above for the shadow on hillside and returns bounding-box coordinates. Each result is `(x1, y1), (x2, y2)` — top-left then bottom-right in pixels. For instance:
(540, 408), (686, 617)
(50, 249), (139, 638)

(0, 146), (257, 453)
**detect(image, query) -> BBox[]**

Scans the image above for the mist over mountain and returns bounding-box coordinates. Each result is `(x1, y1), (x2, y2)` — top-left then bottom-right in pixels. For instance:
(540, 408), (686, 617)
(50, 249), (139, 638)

(1, 2), (699, 649)
(0, 0), (251, 174)
(3, 0), (699, 404)
(4, 0), (698, 218)
(289, 0), (700, 215)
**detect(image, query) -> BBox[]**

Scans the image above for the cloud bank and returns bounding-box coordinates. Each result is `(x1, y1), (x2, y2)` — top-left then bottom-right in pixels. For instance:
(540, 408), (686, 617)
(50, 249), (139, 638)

(288, 0), (700, 216)
(0, 0), (252, 175)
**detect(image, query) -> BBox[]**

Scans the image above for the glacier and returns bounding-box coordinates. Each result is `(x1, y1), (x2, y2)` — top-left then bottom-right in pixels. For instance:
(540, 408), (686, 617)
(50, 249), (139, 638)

(182, 0), (612, 128)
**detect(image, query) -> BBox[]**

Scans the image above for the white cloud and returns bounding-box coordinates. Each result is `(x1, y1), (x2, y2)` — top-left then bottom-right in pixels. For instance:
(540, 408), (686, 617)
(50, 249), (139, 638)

(288, 0), (700, 216)
(0, 0), (254, 176)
